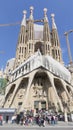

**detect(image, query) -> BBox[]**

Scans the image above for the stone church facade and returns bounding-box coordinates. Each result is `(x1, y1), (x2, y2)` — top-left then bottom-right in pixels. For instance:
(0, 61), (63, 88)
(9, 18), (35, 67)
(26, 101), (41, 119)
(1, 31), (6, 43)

(3, 7), (73, 114)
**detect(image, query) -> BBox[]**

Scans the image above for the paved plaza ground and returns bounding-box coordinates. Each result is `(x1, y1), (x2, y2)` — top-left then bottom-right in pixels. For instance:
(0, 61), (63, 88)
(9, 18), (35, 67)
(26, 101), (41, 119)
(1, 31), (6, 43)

(0, 121), (73, 130)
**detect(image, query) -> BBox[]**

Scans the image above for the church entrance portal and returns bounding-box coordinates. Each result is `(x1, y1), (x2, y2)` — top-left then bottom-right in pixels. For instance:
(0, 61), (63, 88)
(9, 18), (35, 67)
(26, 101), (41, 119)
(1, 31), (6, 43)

(34, 101), (46, 113)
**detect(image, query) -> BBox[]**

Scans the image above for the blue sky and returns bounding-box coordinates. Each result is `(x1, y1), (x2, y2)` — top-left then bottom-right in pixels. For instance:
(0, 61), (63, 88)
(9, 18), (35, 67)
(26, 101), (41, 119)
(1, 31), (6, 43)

(0, 0), (73, 69)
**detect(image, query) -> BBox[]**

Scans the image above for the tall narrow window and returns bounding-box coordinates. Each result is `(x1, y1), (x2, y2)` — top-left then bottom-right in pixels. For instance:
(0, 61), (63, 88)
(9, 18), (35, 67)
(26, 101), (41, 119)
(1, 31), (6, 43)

(19, 47), (21, 53)
(29, 43), (31, 50)
(52, 49), (55, 58)
(20, 35), (22, 43)
(22, 47), (24, 53)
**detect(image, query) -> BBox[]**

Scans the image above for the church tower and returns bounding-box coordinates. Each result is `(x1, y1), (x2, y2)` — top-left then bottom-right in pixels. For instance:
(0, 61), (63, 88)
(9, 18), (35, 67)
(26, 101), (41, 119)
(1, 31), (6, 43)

(14, 10), (27, 68)
(43, 8), (51, 55)
(26, 6), (34, 58)
(51, 14), (63, 64)
(14, 7), (64, 69)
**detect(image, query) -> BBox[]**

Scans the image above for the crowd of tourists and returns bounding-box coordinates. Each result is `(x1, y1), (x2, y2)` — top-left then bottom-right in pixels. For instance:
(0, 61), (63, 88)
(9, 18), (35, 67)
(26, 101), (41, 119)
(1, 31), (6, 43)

(11, 109), (61, 126)
(0, 109), (71, 126)
(11, 111), (58, 126)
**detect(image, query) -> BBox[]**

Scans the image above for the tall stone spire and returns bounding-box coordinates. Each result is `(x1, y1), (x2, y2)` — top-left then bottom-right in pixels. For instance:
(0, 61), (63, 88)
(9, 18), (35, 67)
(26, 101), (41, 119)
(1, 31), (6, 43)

(27, 6), (34, 41)
(25, 6), (34, 59)
(14, 10), (27, 68)
(51, 13), (63, 64)
(43, 8), (51, 55)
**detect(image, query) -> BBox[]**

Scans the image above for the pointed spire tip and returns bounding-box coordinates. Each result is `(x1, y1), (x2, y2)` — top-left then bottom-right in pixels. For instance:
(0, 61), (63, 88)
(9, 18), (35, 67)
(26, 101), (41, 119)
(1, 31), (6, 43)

(51, 13), (57, 29)
(43, 8), (47, 13)
(21, 10), (27, 26)
(29, 6), (34, 20)
(23, 10), (27, 15)
(43, 8), (48, 22)
(51, 13), (55, 18)
(30, 6), (34, 11)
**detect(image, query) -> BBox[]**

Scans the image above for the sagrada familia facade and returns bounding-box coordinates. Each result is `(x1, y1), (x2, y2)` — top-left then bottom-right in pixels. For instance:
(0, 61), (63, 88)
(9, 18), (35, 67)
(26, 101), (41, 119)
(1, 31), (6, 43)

(3, 7), (73, 114)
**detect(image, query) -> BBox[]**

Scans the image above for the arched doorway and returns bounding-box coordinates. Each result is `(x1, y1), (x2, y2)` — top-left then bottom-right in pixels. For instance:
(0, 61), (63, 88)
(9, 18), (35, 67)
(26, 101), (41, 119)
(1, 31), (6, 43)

(34, 100), (46, 113)
(29, 71), (51, 113)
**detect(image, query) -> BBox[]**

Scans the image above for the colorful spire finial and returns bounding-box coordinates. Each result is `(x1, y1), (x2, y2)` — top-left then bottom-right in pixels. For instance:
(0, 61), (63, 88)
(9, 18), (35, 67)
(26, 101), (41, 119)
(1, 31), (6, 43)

(43, 8), (48, 22)
(51, 13), (57, 29)
(29, 6), (34, 20)
(21, 10), (27, 26)
(23, 10), (27, 15)
(44, 8), (47, 15)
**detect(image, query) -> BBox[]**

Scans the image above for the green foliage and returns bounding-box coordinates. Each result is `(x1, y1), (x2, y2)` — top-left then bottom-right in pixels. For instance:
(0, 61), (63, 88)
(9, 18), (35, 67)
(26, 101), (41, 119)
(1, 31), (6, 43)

(0, 78), (7, 94)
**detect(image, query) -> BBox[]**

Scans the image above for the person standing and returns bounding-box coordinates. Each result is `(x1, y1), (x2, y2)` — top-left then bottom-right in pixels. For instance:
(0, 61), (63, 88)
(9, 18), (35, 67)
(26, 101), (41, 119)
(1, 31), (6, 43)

(0, 115), (3, 125)
(6, 115), (9, 123)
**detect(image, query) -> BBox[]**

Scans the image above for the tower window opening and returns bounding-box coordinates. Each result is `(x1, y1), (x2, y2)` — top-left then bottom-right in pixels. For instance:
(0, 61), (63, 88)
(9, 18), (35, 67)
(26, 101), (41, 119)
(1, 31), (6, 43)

(58, 50), (60, 56)
(29, 43), (31, 50)
(57, 40), (59, 46)
(55, 41), (56, 46)
(19, 47), (21, 53)
(24, 47), (26, 57)
(52, 49), (55, 58)
(46, 44), (47, 51)
(19, 55), (20, 59)
(22, 47), (24, 53)
(20, 35), (22, 43)
(56, 50), (57, 56)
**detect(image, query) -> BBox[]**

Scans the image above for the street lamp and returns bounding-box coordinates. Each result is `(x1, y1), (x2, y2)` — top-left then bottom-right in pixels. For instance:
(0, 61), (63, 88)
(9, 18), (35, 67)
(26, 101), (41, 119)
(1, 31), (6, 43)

(64, 30), (73, 64)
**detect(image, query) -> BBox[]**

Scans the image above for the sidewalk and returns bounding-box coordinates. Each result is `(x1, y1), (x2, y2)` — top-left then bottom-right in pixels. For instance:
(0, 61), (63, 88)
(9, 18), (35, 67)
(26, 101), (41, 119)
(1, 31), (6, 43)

(0, 121), (73, 127)
(58, 121), (73, 126)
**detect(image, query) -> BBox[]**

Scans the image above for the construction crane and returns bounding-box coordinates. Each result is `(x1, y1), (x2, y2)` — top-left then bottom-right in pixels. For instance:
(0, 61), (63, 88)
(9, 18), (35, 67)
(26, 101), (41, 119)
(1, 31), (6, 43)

(0, 22), (20, 27)
(0, 22), (21, 56)
(0, 19), (43, 54)
(64, 30), (73, 64)
(0, 19), (44, 27)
